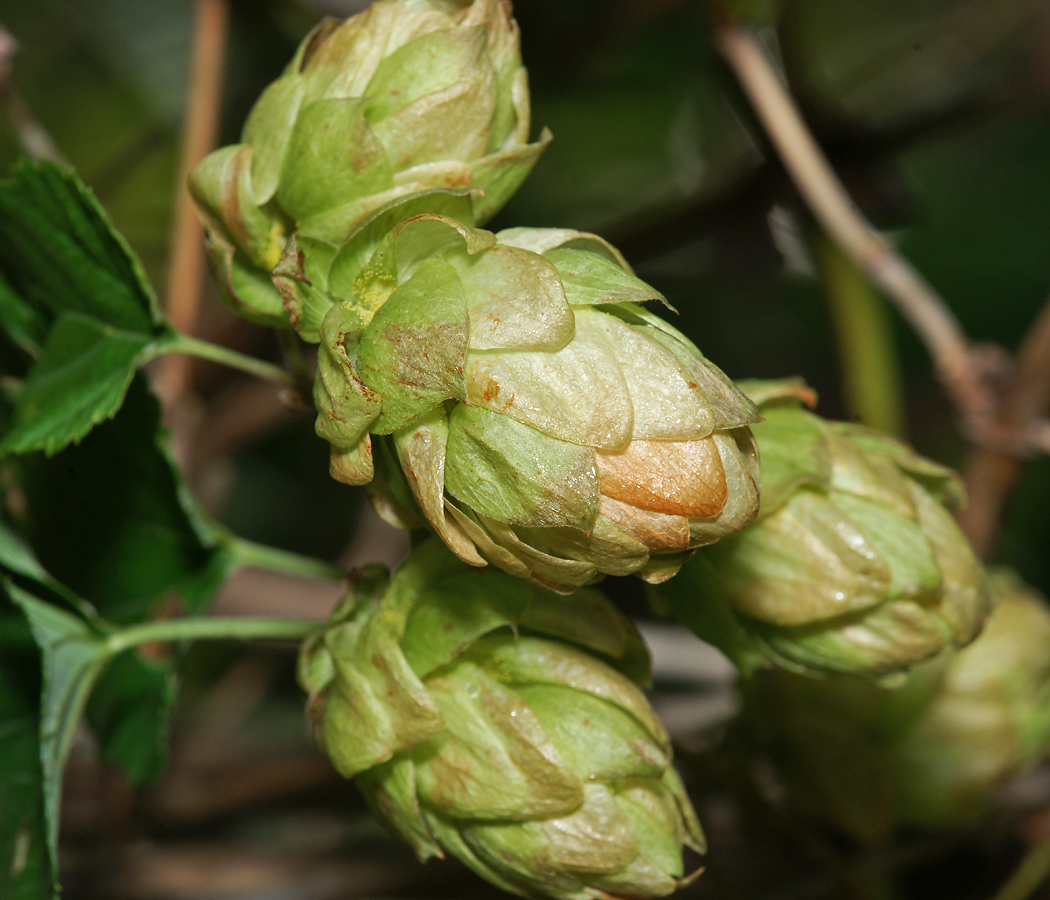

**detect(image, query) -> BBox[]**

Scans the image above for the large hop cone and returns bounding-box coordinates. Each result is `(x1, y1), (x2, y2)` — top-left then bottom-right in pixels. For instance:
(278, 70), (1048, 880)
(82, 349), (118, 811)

(744, 570), (1050, 846)
(303, 206), (760, 591)
(658, 379), (992, 679)
(298, 540), (706, 900)
(189, 0), (546, 326)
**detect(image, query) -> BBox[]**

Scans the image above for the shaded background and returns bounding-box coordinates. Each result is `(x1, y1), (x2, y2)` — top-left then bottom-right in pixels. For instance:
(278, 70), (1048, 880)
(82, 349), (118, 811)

(2, 0), (1050, 897)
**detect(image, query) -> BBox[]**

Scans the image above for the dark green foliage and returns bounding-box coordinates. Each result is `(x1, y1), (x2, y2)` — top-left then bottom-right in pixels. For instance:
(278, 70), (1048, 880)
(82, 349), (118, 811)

(0, 162), (170, 456)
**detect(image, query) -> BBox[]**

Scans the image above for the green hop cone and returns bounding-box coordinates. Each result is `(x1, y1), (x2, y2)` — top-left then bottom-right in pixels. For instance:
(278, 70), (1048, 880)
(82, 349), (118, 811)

(302, 208), (760, 591)
(298, 539), (706, 899)
(744, 569), (1050, 845)
(892, 569), (1050, 825)
(657, 379), (992, 679)
(189, 0), (547, 326)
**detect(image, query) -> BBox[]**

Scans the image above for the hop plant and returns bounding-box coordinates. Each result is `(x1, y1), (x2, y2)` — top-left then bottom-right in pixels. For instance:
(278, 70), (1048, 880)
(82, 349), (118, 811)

(743, 570), (1050, 845)
(295, 205), (759, 591)
(298, 540), (706, 900)
(658, 379), (992, 679)
(189, 0), (546, 326)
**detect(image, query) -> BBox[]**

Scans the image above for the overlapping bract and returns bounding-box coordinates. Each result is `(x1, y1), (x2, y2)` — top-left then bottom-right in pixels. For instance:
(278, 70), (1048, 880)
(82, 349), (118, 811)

(298, 540), (705, 900)
(189, 0), (546, 326)
(659, 380), (992, 679)
(301, 208), (759, 590)
(744, 570), (1050, 845)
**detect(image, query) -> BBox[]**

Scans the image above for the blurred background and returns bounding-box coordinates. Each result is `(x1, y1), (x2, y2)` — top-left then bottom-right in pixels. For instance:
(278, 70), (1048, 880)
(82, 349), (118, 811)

(2, 0), (1050, 897)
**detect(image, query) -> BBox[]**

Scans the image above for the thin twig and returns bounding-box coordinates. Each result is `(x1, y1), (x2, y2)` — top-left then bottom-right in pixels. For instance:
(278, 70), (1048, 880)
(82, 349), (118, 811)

(154, 0), (231, 413)
(713, 20), (995, 436)
(959, 292), (1050, 558)
(0, 26), (67, 164)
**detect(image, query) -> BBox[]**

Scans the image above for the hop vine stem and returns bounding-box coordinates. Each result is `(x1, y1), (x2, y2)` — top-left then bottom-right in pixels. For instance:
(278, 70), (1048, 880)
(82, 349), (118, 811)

(228, 535), (347, 583)
(155, 0), (231, 412)
(710, 10), (1050, 559)
(161, 333), (297, 387)
(959, 292), (1050, 557)
(105, 616), (323, 655)
(710, 17), (994, 433)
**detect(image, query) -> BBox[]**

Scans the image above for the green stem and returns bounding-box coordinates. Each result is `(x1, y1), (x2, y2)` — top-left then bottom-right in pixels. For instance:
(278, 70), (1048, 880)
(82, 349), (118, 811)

(228, 536), (346, 582)
(813, 231), (906, 437)
(158, 333), (296, 386)
(106, 615), (322, 654)
(991, 838), (1050, 900)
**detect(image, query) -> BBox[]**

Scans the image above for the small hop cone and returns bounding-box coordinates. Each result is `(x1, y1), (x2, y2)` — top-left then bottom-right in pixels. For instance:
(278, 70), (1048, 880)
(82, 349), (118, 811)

(298, 540), (706, 900)
(892, 569), (1050, 825)
(658, 379), (992, 679)
(189, 0), (546, 326)
(303, 209), (760, 591)
(744, 569), (1050, 845)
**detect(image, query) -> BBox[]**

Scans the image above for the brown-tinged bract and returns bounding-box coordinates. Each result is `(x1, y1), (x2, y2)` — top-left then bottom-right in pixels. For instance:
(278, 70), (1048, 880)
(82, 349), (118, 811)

(303, 210), (760, 591)
(658, 379), (992, 679)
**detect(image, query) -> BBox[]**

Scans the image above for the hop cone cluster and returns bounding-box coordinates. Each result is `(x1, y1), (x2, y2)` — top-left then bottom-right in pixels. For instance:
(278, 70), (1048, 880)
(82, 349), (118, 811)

(190, 0), (545, 327)
(300, 208), (759, 591)
(659, 380), (992, 679)
(298, 540), (706, 900)
(744, 570), (1050, 845)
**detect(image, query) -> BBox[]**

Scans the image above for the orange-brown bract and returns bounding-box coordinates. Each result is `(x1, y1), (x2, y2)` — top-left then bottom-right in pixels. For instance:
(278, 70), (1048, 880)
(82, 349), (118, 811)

(305, 213), (760, 591)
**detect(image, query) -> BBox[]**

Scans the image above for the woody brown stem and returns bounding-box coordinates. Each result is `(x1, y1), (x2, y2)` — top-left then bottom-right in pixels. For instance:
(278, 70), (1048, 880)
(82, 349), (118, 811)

(959, 293), (1050, 558)
(154, 0), (231, 413)
(713, 20), (994, 436)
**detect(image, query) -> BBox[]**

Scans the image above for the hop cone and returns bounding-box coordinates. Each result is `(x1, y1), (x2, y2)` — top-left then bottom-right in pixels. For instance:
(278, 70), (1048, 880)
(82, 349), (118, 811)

(744, 570), (1050, 845)
(300, 207), (759, 591)
(298, 540), (706, 900)
(190, 0), (546, 326)
(658, 379), (991, 679)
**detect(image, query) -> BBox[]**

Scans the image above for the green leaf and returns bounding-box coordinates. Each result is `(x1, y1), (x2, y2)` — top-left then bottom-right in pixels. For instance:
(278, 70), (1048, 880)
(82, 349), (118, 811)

(0, 625), (50, 900)
(7, 584), (110, 890)
(13, 376), (234, 792)
(0, 313), (154, 457)
(0, 522), (68, 597)
(0, 162), (172, 457)
(0, 161), (161, 333)
(0, 273), (47, 359)
(85, 652), (175, 786)
(514, 680), (667, 781)
(0, 520), (92, 619)
(18, 376), (232, 623)
(752, 597), (953, 679)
